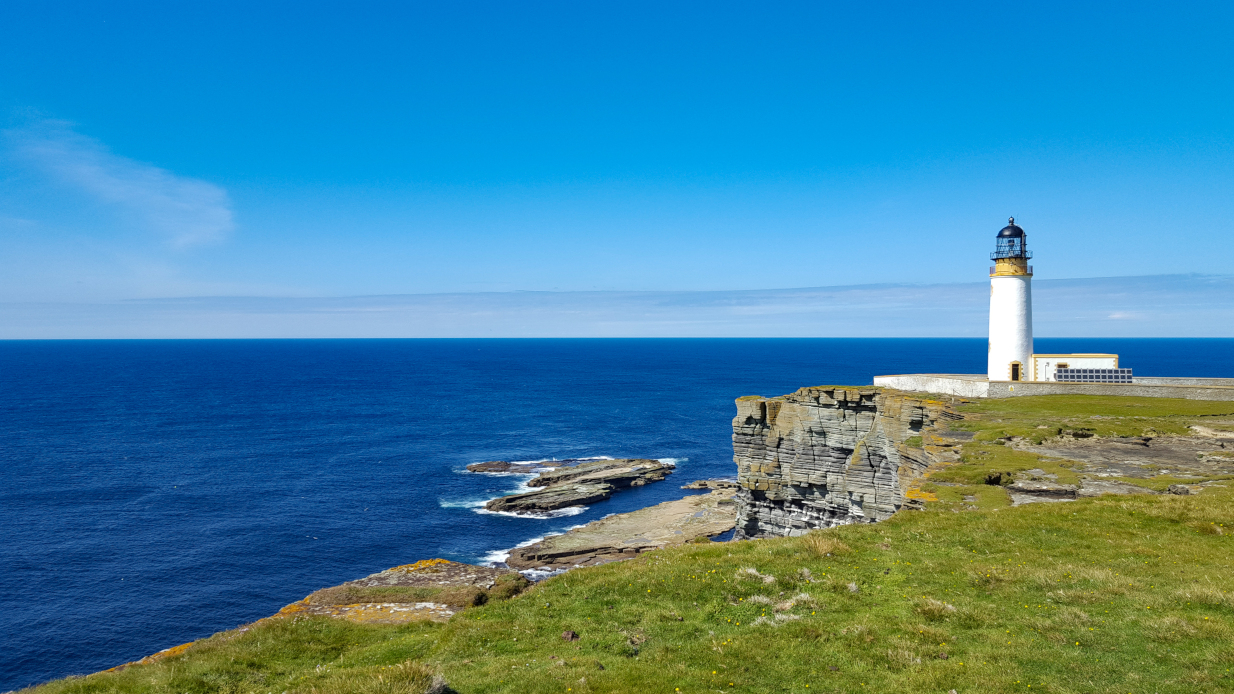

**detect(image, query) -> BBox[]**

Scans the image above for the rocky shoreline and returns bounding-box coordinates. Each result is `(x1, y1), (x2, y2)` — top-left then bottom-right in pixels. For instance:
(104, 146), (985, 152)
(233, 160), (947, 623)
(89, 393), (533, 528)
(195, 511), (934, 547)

(288, 477), (739, 619)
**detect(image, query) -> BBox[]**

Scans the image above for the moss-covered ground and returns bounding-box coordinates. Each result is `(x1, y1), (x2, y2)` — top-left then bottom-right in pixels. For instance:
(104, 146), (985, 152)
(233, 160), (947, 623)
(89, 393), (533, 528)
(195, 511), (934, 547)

(924, 394), (1234, 503)
(26, 395), (1234, 694)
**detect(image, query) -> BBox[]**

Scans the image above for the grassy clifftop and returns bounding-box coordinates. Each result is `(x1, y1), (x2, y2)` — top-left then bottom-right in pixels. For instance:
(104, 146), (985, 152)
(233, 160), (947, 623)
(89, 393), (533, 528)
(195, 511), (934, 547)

(28, 395), (1234, 694)
(922, 393), (1234, 498)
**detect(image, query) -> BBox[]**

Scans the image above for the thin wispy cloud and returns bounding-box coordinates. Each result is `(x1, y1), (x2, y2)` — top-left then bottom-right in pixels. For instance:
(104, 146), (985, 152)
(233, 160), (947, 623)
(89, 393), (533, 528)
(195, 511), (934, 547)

(5, 120), (233, 247)
(2, 274), (1231, 339)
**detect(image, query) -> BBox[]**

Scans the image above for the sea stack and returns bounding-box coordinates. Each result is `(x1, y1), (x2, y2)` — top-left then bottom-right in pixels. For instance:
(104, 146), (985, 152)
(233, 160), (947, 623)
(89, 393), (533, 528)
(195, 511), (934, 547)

(987, 217), (1034, 382)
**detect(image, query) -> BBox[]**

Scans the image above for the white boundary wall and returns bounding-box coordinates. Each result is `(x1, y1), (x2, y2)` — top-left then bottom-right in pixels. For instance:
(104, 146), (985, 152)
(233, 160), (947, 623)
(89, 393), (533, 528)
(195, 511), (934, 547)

(873, 375), (990, 397)
(874, 374), (1234, 401)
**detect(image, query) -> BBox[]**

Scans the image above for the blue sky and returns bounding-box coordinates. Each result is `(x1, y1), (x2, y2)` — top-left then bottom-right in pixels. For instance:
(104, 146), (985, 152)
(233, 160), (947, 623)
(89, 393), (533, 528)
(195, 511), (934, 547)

(1, 2), (1232, 334)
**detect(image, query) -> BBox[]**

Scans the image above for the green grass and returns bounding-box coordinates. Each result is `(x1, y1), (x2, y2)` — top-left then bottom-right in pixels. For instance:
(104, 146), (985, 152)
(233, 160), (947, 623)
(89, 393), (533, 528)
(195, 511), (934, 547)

(33, 618), (447, 694)
(32, 487), (1234, 694)
(26, 395), (1234, 694)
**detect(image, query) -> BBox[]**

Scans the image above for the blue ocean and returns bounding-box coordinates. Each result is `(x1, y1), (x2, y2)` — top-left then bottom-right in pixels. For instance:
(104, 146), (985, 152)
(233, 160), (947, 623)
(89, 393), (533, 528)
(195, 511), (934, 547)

(3, 338), (1232, 690)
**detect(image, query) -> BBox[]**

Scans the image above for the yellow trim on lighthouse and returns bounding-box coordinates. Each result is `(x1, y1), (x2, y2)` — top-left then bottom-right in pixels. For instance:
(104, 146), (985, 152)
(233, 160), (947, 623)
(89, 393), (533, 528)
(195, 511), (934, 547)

(990, 257), (1032, 277)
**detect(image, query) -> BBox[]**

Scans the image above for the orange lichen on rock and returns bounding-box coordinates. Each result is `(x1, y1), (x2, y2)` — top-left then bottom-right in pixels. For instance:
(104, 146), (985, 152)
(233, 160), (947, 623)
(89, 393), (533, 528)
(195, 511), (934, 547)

(389, 558), (453, 573)
(104, 640), (197, 672)
(138, 641), (194, 663)
(904, 487), (939, 502)
(277, 599), (310, 614)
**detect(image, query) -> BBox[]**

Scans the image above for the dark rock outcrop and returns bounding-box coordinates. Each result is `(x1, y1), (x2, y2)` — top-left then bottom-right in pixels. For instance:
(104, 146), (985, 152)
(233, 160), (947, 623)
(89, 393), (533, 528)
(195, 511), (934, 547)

(527, 458), (672, 488)
(485, 483), (615, 513)
(482, 459), (675, 515)
(1006, 480), (1079, 499)
(681, 479), (739, 490)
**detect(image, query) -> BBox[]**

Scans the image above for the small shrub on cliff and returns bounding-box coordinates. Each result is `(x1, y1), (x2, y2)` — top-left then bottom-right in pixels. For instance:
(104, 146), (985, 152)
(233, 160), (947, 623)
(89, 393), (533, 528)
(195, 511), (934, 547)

(295, 660), (446, 694)
(735, 567), (776, 583)
(487, 573), (532, 601)
(915, 598), (956, 621)
(802, 532), (852, 557)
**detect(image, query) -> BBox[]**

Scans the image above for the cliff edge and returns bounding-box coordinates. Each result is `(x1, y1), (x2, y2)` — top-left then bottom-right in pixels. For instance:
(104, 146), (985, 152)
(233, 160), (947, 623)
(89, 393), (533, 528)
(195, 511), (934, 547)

(731, 386), (961, 538)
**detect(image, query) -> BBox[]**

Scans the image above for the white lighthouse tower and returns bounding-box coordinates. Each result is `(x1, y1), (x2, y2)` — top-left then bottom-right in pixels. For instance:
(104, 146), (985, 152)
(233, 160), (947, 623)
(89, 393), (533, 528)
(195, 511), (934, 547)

(987, 217), (1033, 381)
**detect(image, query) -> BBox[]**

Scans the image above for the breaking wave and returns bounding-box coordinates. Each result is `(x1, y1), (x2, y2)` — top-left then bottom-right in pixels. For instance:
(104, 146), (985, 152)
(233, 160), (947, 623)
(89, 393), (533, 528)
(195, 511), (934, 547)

(481, 522), (589, 573)
(472, 505), (588, 519)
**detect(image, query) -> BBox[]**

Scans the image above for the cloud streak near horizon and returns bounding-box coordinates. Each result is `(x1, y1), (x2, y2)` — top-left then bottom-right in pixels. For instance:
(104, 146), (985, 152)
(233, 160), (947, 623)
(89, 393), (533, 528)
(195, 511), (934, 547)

(4, 120), (234, 248)
(2, 274), (1230, 339)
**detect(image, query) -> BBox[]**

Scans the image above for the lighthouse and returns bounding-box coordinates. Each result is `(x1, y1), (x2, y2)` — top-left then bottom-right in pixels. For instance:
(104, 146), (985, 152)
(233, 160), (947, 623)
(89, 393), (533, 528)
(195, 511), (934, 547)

(876, 216), (1135, 393)
(987, 217), (1033, 381)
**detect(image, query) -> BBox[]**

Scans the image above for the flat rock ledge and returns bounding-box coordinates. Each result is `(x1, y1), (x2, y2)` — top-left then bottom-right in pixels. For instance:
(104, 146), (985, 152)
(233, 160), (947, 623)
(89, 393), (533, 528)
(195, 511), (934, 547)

(483, 458), (675, 515)
(485, 482), (615, 513)
(681, 478), (739, 490)
(526, 458), (669, 487)
(505, 488), (737, 570)
(282, 559), (526, 624)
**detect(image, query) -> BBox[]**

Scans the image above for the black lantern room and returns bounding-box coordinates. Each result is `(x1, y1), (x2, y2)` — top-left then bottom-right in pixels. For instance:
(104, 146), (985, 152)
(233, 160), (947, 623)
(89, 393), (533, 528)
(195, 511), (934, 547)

(991, 217), (1032, 260)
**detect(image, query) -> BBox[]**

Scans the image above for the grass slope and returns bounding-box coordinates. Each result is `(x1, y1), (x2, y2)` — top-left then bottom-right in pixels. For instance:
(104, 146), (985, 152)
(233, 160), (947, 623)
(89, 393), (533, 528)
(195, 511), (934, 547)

(28, 395), (1234, 694)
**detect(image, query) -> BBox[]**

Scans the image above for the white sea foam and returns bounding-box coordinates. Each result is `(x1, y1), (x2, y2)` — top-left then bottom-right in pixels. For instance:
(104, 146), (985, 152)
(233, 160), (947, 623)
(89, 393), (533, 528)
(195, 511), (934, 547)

(450, 453), (653, 522)
(657, 457), (686, 466)
(472, 505), (587, 519)
(460, 455), (615, 476)
(439, 472), (540, 511)
(480, 531), (568, 567)
(479, 548), (512, 565)
(520, 567), (569, 581)
(516, 533), (555, 547)
(437, 498), (490, 510)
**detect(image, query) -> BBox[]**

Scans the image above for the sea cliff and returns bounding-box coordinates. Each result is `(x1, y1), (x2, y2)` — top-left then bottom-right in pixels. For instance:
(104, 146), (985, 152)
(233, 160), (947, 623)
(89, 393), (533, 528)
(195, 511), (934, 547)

(731, 386), (962, 537)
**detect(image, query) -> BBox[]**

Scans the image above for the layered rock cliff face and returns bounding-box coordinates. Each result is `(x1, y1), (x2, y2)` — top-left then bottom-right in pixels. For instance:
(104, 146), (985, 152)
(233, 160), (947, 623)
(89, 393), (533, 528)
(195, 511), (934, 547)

(732, 387), (960, 538)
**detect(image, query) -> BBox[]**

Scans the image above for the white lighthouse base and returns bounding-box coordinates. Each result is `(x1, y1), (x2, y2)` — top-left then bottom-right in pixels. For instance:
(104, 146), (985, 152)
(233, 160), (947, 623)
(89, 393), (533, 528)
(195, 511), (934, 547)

(987, 274), (1033, 381)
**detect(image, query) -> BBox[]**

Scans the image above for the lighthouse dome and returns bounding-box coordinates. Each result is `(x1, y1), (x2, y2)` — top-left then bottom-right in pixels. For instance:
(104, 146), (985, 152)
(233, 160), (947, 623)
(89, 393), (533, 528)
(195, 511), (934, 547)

(991, 216), (1031, 260)
(997, 217), (1025, 238)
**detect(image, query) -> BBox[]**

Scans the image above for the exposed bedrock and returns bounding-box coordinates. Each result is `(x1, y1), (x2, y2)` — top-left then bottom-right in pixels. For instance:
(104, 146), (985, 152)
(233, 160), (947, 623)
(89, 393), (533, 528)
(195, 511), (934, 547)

(732, 387), (961, 538)
(484, 482), (615, 513)
(527, 458), (672, 488)
(505, 489), (737, 570)
(482, 459), (675, 514)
